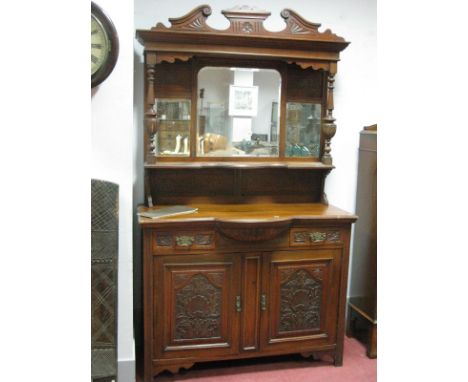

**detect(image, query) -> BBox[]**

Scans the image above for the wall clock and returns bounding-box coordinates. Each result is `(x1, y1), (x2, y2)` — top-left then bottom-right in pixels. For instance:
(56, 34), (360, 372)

(91, 2), (119, 88)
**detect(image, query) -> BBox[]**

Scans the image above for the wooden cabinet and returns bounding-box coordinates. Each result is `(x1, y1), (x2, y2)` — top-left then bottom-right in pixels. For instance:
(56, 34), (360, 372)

(140, 212), (355, 379)
(136, 5), (356, 380)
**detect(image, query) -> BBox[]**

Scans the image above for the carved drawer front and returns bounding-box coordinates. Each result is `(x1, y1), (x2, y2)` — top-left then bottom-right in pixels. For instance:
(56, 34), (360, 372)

(153, 231), (215, 252)
(154, 256), (238, 359)
(290, 228), (342, 247)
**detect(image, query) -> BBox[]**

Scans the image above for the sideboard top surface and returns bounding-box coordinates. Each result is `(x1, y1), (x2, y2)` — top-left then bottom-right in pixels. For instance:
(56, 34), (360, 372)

(138, 202), (357, 226)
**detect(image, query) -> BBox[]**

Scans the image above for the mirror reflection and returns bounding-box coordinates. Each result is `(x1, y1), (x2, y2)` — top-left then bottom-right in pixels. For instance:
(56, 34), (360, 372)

(153, 99), (191, 156)
(286, 102), (321, 157)
(197, 67), (281, 157)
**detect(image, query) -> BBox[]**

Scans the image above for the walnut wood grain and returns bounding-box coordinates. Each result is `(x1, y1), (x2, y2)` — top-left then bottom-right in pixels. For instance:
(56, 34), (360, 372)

(136, 5), (348, 48)
(138, 203), (357, 226)
(137, 5), (354, 380)
(144, 161), (334, 169)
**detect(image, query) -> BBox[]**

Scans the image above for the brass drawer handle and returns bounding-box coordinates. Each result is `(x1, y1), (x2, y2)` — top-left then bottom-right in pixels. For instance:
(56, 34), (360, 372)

(309, 232), (326, 242)
(260, 294), (267, 311)
(175, 235), (195, 247)
(236, 296), (242, 312)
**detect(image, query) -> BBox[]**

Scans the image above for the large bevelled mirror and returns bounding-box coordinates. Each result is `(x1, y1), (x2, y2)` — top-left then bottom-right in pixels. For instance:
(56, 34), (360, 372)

(197, 67), (281, 157)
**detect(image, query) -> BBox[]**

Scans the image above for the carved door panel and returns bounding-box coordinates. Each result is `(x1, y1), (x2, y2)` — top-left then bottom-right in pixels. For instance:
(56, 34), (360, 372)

(154, 254), (240, 359)
(260, 249), (342, 352)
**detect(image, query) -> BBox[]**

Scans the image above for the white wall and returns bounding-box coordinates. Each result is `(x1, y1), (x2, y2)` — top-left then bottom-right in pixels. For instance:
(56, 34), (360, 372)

(91, 0), (135, 371)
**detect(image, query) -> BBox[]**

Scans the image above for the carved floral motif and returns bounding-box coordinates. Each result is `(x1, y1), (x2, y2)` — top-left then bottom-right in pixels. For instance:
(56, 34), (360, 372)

(326, 231), (341, 242)
(293, 230), (341, 244)
(175, 235), (195, 247)
(293, 232), (307, 243)
(156, 235), (172, 247)
(195, 234), (213, 246)
(242, 22), (254, 33)
(309, 232), (326, 242)
(279, 269), (322, 332)
(175, 274), (222, 340)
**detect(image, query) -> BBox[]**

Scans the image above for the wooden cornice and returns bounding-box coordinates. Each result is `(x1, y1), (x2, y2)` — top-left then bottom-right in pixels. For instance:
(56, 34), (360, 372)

(136, 5), (349, 59)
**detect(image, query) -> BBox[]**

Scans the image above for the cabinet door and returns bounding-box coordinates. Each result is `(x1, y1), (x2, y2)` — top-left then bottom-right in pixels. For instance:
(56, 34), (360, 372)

(153, 254), (240, 359)
(240, 254), (262, 352)
(260, 249), (342, 352)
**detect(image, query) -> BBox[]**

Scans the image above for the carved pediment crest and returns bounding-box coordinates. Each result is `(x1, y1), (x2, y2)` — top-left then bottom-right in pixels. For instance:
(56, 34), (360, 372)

(154, 5), (213, 32)
(149, 4), (346, 42)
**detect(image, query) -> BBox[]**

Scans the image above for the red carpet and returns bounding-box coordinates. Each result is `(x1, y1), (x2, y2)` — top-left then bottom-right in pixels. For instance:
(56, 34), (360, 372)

(154, 337), (376, 382)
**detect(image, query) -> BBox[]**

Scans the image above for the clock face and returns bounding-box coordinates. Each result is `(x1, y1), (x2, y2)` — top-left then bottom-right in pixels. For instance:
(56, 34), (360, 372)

(91, 2), (119, 88)
(91, 15), (110, 76)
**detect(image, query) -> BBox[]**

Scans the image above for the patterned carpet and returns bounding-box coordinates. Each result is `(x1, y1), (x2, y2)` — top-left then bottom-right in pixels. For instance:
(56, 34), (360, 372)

(147, 337), (376, 382)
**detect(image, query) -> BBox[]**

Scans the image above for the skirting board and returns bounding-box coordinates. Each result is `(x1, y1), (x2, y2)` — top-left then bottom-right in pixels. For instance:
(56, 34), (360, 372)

(117, 359), (135, 382)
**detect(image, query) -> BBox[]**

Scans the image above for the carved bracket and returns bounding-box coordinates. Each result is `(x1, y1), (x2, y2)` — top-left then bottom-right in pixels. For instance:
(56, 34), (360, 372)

(155, 53), (194, 64)
(287, 60), (329, 71)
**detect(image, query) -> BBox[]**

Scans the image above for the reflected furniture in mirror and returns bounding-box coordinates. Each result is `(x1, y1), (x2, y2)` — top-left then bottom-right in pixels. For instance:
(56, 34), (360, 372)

(136, 5), (356, 380)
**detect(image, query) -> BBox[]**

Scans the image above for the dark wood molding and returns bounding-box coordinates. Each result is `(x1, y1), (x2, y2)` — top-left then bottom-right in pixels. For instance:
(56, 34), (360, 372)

(136, 6), (350, 61)
(145, 5), (346, 43)
(217, 220), (291, 242)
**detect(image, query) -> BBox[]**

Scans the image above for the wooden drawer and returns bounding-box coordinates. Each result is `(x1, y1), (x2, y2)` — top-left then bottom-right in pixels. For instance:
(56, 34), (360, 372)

(152, 231), (215, 252)
(290, 228), (342, 247)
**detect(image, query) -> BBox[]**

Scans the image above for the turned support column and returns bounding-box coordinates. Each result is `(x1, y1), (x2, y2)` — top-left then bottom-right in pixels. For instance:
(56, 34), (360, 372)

(322, 71), (337, 165)
(144, 58), (157, 165)
(144, 54), (157, 206)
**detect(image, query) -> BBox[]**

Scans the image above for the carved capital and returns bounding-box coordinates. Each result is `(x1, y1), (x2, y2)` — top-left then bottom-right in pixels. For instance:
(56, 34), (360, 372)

(322, 73), (337, 165)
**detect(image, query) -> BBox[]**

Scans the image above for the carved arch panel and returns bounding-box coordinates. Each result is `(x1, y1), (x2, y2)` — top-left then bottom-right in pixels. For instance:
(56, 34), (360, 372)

(262, 249), (341, 351)
(155, 255), (239, 359)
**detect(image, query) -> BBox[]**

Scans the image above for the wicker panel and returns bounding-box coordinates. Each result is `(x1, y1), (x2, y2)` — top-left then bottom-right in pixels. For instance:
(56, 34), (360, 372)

(92, 348), (117, 379)
(92, 180), (119, 231)
(91, 179), (118, 381)
(92, 231), (118, 260)
(92, 261), (116, 346)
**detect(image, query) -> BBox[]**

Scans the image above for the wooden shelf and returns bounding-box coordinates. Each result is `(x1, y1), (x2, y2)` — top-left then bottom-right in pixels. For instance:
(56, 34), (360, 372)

(145, 161), (334, 170)
(138, 202), (357, 225)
